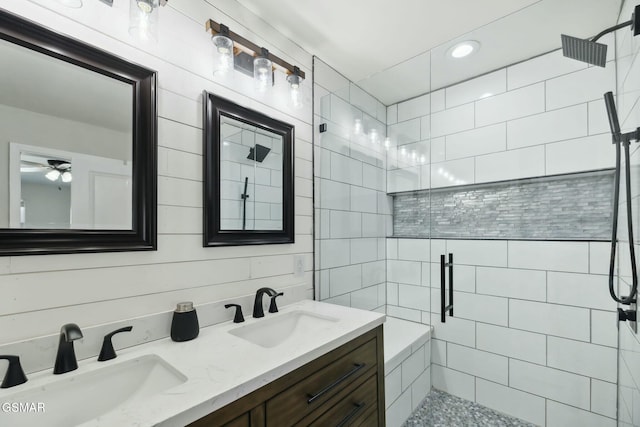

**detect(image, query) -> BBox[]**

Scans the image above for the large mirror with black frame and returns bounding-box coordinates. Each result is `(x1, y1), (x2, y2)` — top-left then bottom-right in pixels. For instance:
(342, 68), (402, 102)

(203, 92), (294, 246)
(0, 10), (157, 256)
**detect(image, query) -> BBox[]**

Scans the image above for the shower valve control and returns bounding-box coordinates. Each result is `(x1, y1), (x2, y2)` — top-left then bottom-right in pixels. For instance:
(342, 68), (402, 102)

(618, 308), (637, 323)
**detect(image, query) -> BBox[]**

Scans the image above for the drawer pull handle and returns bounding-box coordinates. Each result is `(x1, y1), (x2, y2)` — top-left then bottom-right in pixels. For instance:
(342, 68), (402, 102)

(306, 363), (366, 404)
(336, 402), (366, 427)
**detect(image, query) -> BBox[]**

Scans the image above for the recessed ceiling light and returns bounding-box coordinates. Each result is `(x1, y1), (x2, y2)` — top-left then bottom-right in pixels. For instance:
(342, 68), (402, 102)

(447, 40), (480, 59)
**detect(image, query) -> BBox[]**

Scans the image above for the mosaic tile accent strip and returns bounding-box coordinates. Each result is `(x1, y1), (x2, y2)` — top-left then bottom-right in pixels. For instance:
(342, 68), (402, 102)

(393, 171), (614, 240)
(403, 389), (536, 427)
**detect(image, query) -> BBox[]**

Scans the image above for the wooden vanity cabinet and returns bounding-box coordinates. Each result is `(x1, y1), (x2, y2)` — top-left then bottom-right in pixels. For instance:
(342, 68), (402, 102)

(188, 325), (385, 427)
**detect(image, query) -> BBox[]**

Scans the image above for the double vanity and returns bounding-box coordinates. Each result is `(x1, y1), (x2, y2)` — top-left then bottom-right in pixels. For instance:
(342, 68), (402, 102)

(0, 300), (385, 426)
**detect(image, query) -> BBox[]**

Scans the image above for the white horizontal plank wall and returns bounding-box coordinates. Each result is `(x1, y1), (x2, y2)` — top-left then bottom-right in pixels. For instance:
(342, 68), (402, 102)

(386, 29), (622, 426)
(615, 1), (640, 426)
(313, 57), (388, 313)
(0, 0), (313, 350)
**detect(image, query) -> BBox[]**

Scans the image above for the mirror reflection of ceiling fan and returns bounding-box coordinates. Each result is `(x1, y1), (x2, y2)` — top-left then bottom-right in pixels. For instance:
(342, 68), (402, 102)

(20, 157), (73, 183)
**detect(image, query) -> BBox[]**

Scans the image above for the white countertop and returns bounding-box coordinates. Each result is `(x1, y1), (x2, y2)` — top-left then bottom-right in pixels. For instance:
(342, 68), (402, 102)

(0, 300), (385, 427)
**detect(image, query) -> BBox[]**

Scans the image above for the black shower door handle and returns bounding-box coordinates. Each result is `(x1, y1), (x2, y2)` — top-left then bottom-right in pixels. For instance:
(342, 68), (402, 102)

(441, 253), (454, 323)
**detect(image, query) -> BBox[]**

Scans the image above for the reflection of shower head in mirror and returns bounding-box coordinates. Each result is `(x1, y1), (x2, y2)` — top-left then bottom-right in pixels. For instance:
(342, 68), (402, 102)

(247, 144), (271, 163)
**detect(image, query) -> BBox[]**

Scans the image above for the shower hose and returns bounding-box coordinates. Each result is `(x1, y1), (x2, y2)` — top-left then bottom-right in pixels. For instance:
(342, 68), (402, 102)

(607, 91), (638, 305)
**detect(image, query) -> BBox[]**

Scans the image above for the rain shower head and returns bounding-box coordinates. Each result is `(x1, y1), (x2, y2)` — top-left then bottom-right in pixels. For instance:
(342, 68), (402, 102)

(247, 144), (271, 163)
(560, 34), (607, 67)
(561, 5), (640, 67)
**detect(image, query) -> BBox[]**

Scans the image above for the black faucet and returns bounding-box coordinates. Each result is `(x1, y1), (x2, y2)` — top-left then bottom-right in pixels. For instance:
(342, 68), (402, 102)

(98, 326), (133, 361)
(269, 292), (284, 313)
(253, 287), (277, 318)
(53, 323), (83, 374)
(225, 304), (245, 323)
(0, 355), (27, 388)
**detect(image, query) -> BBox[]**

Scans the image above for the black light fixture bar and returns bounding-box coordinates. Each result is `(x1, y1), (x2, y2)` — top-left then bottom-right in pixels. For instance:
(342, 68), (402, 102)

(205, 19), (305, 80)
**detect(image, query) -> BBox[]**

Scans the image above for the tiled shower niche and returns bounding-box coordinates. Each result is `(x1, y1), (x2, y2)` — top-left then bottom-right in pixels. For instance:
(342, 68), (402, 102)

(393, 170), (614, 240)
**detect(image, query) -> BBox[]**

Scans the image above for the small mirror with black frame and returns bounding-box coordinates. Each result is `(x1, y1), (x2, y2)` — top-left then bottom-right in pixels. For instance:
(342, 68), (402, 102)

(0, 10), (157, 256)
(203, 92), (294, 246)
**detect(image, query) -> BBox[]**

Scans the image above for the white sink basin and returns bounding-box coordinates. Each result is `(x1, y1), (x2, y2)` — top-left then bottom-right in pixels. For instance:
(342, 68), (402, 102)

(229, 310), (339, 348)
(1, 354), (186, 427)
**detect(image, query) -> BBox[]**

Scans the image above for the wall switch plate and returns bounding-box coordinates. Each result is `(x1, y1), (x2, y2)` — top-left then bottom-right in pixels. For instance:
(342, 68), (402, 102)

(294, 255), (305, 277)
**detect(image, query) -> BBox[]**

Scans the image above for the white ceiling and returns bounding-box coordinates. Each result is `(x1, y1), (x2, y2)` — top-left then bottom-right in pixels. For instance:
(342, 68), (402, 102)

(236, 0), (622, 105)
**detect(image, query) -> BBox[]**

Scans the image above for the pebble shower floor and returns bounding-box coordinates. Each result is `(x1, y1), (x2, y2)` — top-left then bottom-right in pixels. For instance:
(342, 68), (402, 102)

(402, 389), (536, 427)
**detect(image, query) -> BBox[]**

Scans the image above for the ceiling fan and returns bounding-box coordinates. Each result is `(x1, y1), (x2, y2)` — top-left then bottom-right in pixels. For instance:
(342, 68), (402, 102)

(20, 158), (73, 183)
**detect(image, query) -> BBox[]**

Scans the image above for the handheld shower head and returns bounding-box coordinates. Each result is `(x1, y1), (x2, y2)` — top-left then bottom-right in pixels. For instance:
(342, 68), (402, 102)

(603, 91), (621, 142)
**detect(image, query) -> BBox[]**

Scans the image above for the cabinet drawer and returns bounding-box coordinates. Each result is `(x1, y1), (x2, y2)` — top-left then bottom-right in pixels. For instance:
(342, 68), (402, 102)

(189, 411), (249, 427)
(354, 405), (378, 427)
(225, 413), (250, 427)
(266, 338), (377, 426)
(308, 374), (378, 427)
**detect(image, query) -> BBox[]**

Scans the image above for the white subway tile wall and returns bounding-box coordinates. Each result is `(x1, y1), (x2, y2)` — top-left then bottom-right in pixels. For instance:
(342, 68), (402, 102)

(616, 1), (640, 426)
(445, 70), (507, 109)
(314, 58), (389, 312)
(387, 48), (614, 193)
(388, 237), (618, 425)
(391, 48), (618, 422)
(475, 379), (546, 426)
(313, 5), (629, 427)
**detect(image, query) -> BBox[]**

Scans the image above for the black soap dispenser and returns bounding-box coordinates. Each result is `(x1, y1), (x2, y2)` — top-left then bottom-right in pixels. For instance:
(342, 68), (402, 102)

(170, 302), (199, 342)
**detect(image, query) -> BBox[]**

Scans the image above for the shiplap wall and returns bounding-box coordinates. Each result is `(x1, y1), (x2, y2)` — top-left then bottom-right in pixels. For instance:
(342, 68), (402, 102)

(0, 0), (313, 350)
(615, 0), (640, 425)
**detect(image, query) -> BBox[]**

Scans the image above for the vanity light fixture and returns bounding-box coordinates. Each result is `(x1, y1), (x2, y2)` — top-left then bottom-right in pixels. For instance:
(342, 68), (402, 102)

(211, 24), (234, 76)
(254, 47), (273, 92)
(447, 40), (480, 59)
(128, 0), (169, 42)
(205, 19), (306, 104)
(287, 66), (304, 108)
(286, 66), (303, 89)
(56, 0), (167, 40)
